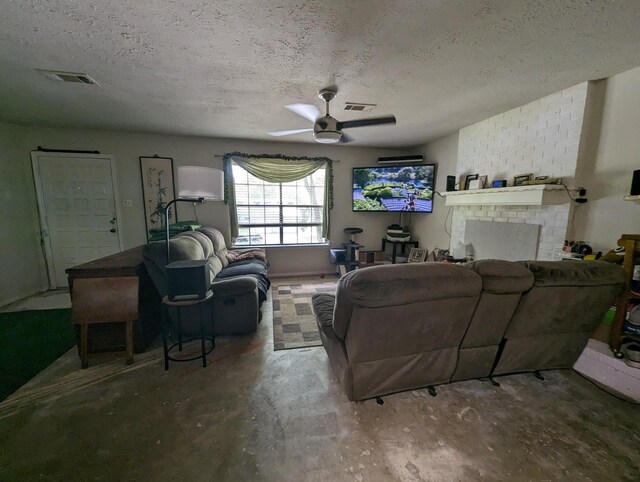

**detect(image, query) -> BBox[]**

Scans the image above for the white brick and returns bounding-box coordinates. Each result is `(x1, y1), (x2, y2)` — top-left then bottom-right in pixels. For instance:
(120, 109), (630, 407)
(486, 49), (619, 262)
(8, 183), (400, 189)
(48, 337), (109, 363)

(454, 82), (588, 261)
(539, 241), (555, 251)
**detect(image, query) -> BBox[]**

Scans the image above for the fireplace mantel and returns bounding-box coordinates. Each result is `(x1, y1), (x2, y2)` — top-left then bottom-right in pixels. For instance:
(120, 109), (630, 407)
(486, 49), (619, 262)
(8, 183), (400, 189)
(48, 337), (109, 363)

(441, 184), (568, 206)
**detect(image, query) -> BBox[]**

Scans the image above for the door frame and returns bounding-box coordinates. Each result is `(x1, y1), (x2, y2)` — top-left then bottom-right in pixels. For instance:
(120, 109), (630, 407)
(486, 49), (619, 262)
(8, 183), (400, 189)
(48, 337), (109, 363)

(30, 151), (124, 289)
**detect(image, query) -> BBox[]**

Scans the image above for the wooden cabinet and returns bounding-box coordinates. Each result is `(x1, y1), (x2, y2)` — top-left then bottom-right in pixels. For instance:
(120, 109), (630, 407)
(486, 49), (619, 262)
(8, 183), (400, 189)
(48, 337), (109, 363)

(609, 234), (640, 357)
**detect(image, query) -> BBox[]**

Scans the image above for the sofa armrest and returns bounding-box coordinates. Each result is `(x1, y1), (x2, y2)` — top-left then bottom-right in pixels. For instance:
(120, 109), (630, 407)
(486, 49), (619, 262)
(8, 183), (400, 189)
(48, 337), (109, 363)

(211, 276), (258, 297)
(312, 293), (342, 342)
(312, 293), (335, 327)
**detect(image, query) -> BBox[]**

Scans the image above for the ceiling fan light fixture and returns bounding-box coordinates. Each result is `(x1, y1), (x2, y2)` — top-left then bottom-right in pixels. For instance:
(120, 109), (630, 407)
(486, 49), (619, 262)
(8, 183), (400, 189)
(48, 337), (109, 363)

(313, 131), (342, 143)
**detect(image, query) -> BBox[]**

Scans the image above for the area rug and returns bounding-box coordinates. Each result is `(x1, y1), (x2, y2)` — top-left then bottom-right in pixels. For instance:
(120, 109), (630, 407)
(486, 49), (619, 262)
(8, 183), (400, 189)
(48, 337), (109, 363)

(0, 309), (75, 402)
(272, 279), (337, 350)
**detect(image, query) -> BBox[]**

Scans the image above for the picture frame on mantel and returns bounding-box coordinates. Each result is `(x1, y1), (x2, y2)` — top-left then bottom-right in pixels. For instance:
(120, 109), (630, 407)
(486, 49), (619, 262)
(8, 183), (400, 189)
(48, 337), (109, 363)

(514, 174), (531, 186)
(463, 173), (479, 190)
(139, 156), (176, 241)
(467, 179), (481, 190)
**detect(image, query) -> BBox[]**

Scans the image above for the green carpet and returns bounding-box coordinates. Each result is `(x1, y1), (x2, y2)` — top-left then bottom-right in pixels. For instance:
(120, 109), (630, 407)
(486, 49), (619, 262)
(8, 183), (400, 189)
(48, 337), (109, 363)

(0, 309), (75, 402)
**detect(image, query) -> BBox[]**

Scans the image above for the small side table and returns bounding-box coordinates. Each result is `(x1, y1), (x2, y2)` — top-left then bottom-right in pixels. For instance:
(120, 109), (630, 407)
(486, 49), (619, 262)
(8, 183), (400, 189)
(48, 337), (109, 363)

(381, 238), (419, 264)
(161, 291), (215, 370)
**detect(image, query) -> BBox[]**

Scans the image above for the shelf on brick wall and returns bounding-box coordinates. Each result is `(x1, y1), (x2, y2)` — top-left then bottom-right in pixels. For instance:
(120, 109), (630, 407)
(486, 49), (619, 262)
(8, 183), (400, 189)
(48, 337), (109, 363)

(441, 184), (569, 206)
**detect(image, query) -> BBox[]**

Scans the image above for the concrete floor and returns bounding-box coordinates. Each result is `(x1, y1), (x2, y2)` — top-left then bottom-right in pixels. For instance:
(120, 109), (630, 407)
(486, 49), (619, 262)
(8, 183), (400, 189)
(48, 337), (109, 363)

(1, 280), (639, 481)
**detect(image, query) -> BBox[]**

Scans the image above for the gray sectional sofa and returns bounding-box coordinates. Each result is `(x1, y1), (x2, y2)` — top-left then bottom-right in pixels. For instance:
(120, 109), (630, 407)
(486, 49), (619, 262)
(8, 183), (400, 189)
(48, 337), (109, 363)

(312, 259), (623, 401)
(143, 227), (270, 335)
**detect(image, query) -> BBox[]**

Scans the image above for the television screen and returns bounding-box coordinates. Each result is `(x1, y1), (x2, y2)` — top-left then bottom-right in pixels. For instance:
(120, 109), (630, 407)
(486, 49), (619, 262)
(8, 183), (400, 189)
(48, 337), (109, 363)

(353, 164), (435, 212)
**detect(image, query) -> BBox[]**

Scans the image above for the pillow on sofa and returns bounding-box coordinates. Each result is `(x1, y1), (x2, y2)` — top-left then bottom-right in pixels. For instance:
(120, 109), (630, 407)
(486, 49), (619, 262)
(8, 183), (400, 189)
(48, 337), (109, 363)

(216, 261), (270, 304)
(216, 262), (267, 278)
(226, 249), (267, 263)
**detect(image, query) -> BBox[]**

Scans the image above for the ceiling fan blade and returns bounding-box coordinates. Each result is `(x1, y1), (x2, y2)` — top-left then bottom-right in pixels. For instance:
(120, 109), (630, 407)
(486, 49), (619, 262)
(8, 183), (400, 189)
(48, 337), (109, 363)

(340, 132), (354, 143)
(285, 103), (321, 122)
(268, 128), (313, 137)
(337, 115), (397, 130)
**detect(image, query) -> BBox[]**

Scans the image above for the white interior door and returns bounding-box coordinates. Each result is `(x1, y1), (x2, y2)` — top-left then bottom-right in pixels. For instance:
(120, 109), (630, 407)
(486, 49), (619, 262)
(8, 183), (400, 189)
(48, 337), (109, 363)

(31, 152), (123, 288)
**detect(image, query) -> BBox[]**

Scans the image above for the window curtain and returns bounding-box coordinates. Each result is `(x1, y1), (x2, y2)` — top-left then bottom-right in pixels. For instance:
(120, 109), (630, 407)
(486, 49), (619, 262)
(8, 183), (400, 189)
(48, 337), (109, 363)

(222, 152), (334, 241)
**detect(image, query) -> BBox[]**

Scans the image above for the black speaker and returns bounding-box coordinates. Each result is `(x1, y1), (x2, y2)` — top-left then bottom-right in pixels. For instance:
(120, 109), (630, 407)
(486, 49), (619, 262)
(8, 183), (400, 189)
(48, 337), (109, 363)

(166, 260), (210, 302)
(446, 175), (456, 191)
(631, 169), (640, 196)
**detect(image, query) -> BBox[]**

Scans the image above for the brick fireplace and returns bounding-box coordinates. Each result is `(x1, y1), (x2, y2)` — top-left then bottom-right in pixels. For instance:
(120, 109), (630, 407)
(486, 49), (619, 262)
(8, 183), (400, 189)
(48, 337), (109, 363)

(449, 82), (592, 261)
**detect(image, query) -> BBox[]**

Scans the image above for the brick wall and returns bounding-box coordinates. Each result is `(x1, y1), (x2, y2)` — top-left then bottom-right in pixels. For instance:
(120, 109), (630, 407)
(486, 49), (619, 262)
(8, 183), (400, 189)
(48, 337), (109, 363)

(450, 204), (571, 261)
(451, 82), (588, 260)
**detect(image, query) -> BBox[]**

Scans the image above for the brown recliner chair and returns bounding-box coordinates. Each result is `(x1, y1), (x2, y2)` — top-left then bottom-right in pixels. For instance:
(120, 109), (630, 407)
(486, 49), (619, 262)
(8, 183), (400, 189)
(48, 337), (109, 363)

(312, 262), (482, 401)
(451, 259), (534, 382)
(492, 260), (624, 375)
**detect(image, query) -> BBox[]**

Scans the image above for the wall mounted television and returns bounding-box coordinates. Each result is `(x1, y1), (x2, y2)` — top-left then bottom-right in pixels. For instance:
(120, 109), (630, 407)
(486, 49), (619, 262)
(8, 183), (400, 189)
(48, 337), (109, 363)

(352, 164), (435, 212)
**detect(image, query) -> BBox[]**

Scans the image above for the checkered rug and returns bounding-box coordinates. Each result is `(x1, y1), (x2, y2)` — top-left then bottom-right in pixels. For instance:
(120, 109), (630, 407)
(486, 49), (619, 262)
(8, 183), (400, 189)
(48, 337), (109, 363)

(272, 279), (337, 350)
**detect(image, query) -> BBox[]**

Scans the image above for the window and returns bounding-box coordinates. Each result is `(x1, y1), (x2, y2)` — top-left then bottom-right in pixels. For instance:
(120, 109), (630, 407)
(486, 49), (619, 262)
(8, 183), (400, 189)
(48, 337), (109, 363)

(232, 163), (326, 246)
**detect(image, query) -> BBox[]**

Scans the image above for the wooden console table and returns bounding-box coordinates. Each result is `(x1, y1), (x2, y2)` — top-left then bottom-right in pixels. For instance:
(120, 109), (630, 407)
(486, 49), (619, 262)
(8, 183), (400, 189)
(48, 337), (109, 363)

(66, 245), (161, 353)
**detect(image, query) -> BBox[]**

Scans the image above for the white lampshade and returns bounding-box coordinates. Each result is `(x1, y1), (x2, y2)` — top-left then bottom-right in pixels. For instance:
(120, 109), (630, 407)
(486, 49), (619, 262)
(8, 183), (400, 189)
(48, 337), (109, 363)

(177, 166), (224, 201)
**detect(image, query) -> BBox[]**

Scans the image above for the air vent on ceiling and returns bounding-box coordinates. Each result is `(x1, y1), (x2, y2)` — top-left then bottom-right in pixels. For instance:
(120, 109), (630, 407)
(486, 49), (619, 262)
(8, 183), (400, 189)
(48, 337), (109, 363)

(344, 102), (376, 112)
(36, 69), (100, 86)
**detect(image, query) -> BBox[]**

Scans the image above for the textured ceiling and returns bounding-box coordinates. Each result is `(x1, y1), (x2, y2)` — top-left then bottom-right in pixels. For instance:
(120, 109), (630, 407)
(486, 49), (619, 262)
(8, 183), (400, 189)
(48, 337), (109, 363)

(2, 1), (640, 148)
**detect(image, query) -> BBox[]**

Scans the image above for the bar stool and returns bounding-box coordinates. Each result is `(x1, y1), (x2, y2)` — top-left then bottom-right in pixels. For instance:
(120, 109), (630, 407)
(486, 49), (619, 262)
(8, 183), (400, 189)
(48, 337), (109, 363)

(71, 276), (137, 369)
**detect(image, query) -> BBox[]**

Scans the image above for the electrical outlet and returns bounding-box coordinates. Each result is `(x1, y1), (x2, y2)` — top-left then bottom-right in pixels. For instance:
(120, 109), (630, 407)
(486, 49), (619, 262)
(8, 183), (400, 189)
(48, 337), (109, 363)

(123, 199), (132, 207)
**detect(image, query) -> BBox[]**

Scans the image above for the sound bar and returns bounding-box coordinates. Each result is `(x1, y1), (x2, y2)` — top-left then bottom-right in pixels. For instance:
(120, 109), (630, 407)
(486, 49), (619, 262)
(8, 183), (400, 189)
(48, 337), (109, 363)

(377, 155), (424, 164)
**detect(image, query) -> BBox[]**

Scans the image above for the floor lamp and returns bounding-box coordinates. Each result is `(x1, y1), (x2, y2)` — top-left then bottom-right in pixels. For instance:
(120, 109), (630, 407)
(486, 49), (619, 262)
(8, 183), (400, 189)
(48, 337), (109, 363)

(164, 166), (224, 264)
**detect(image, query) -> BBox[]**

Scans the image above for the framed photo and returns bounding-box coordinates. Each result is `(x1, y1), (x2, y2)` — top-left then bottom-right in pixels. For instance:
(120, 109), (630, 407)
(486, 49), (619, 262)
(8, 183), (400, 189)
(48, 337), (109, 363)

(408, 247), (427, 263)
(479, 175), (488, 188)
(468, 179), (481, 190)
(464, 174), (479, 190)
(514, 174), (531, 186)
(139, 156), (176, 240)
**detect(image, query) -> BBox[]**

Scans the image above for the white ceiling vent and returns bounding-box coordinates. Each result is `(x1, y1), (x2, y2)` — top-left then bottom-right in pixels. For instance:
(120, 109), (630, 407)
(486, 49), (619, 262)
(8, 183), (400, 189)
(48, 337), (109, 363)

(36, 69), (100, 86)
(344, 102), (376, 112)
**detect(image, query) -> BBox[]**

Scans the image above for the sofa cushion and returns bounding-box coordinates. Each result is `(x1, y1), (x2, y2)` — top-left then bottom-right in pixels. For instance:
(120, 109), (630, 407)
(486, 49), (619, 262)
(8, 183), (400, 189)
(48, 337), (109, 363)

(332, 262), (482, 340)
(467, 259), (534, 293)
(179, 231), (214, 259)
(517, 260), (624, 287)
(216, 261), (267, 278)
(169, 236), (205, 261)
(207, 256), (223, 280)
(198, 227), (229, 268)
(311, 293), (335, 328)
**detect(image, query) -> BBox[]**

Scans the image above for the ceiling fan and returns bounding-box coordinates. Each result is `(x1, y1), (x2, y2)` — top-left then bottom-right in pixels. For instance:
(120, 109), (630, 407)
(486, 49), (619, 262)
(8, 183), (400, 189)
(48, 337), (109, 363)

(268, 88), (396, 144)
